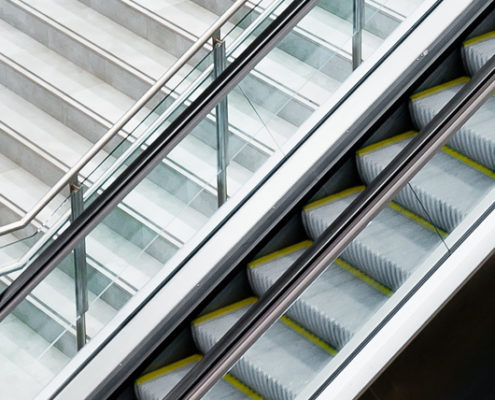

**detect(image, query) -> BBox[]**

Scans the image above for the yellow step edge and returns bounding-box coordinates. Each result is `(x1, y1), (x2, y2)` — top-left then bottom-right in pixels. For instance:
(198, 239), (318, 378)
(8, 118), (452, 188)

(193, 297), (258, 326)
(388, 202), (448, 238)
(224, 374), (265, 400)
(335, 258), (393, 296)
(135, 354), (203, 385)
(304, 186), (365, 212)
(248, 241), (313, 269)
(464, 31), (495, 47)
(410, 77), (470, 101)
(357, 131), (418, 157)
(280, 315), (338, 356)
(442, 146), (495, 179)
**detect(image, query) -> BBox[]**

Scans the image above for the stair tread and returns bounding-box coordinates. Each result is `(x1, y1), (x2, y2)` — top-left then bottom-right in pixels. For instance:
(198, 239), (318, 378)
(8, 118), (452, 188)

(135, 356), (253, 400)
(0, 20), (134, 124)
(126, 179), (209, 244)
(7, 267), (117, 338)
(0, 153), (65, 222)
(25, 0), (190, 88)
(303, 189), (444, 289)
(0, 233), (30, 267)
(371, 0), (425, 18)
(193, 300), (332, 400)
(235, 36), (339, 106)
(134, 0), (337, 107)
(358, 135), (495, 231)
(134, 0), (233, 39)
(249, 244), (388, 349)
(0, 84), (106, 173)
(168, 134), (253, 195)
(87, 223), (163, 290)
(0, 314), (68, 399)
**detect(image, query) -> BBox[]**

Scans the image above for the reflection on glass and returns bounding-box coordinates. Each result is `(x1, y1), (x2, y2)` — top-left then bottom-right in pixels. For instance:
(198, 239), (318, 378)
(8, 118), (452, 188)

(201, 73), (495, 400)
(0, 0), (439, 398)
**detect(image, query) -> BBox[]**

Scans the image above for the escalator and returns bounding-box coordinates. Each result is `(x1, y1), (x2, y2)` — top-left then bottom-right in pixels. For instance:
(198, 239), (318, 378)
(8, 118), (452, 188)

(130, 9), (495, 400)
(0, 1), (493, 399)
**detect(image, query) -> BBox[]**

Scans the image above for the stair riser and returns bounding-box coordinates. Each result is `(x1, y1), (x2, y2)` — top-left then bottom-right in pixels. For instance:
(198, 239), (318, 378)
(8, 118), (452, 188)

(103, 207), (180, 264)
(0, 127), (65, 189)
(0, 280), (77, 357)
(169, 102), (271, 172)
(2, 3), (274, 172)
(318, 0), (401, 37)
(0, 57), (108, 144)
(236, 72), (314, 127)
(194, 0), (353, 83)
(196, 0), (399, 39)
(58, 256), (132, 311)
(114, 142), (218, 217)
(0, 0), (150, 101)
(0, 52), (223, 217)
(78, 0), (205, 64)
(82, 0), (320, 119)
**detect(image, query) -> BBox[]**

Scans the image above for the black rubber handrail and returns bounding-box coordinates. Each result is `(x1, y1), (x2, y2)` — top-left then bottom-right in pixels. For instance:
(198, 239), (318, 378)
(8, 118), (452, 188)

(165, 54), (495, 400)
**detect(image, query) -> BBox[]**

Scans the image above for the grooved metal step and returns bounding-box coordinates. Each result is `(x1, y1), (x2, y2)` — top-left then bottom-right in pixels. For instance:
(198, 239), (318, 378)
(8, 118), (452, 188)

(192, 299), (333, 400)
(248, 241), (389, 349)
(303, 187), (444, 290)
(135, 355), (257, 400)
(410, 78), (495, 170)
(463, 31), (495, 75)
(356, 133), (495, 232)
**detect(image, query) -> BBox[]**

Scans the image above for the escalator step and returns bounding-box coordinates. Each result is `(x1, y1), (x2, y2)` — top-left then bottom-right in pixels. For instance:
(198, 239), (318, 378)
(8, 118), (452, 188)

(134, 354), (259, 400)
(303, 187), (443, 290)
(192, 298), (333, 400)
(248, 242), (389, 349)
(410, 77), (495, 170)
(463, 31), (495, 75)
(357, 132), (495, 231)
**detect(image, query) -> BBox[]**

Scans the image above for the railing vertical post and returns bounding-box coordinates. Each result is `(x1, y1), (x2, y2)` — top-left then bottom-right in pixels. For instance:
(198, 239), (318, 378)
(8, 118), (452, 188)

(213, 29), (229, 207)
(69, 176), (88, 350)
(352, 0), (364, 70)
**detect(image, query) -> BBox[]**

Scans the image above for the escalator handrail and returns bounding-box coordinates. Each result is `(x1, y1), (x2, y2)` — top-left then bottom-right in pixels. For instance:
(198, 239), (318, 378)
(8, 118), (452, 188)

(0, 0), (322, 326)
(0, 0), (250, 237)
(165, 54), (495, 400)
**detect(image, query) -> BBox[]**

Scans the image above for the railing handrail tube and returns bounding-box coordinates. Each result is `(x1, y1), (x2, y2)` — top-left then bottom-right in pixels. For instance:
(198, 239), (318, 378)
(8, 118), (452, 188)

(0, 0), (322, 328)
(0, 0), (287, 277)
(0, 0), (249, 237)
(165, 55), (495, 400)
